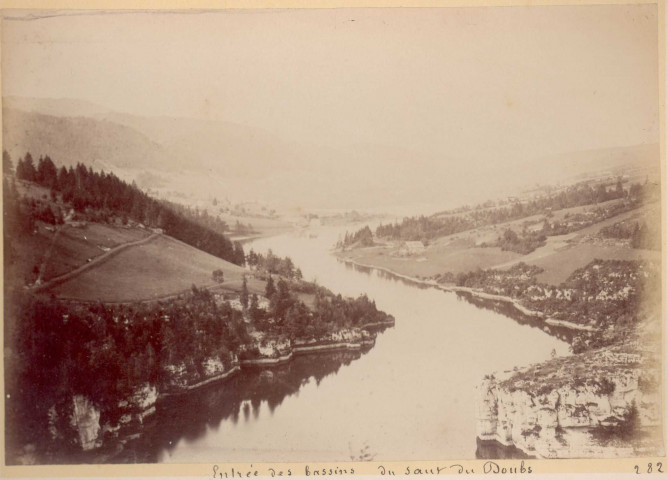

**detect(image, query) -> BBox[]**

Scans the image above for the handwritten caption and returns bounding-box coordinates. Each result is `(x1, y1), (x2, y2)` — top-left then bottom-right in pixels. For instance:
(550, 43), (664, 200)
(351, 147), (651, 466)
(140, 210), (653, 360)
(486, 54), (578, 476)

(634, 462), (664, 474)
(211, 460), (533, 478)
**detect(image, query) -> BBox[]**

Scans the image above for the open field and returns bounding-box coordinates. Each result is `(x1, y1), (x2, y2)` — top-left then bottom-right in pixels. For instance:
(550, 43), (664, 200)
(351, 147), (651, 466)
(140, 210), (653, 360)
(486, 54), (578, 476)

(5, 220), (151, 287)
(530, 243), (659, 285)
(48, 234), (247, 302)
(337, 200), (661, 285)
(13, 217), (312, 306)
(14, 179), (52, 200)
(338, 244), (521, 279)
(41, 223), (152, 280)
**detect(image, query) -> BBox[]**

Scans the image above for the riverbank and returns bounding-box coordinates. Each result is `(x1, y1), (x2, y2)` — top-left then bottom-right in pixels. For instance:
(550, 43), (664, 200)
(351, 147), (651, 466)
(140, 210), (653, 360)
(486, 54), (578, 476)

(337, 255), (594, 334)
(336, 253), (663, 459)
(160, 333), (386, 398)
(8, 319), (394, 466)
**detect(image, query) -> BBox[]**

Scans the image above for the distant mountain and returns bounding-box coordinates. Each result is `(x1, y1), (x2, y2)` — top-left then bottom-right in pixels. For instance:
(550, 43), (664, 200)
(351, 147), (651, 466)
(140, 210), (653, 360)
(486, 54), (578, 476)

(4, 96), (304, 179)
(2, 96), (660, 210)
(2, 107), (177, 171)
(2, 97), (456, 209)
(103, 113), (304, 179)
(3, 96), (113, 118)
(538, 143), (661, 182)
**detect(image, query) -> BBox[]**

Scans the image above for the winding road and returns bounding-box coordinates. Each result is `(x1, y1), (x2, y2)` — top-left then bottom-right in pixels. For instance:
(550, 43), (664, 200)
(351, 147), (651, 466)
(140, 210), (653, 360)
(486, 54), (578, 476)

(32, 232), (159, 293)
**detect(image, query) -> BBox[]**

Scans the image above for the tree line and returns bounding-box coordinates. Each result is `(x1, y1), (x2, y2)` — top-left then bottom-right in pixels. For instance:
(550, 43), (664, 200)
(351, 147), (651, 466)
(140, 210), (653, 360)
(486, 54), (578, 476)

(5, 274), (394, 455)
(599, 220), (661, 250)
(454, 259), (660, 353)
(4, 286), (250, 456)
(336, 226), (374, 249)
(7, 151), (245, 265)
(248, 274), (393, 345)
(246, 249), (303, 280)
(345, 178), (657, 244)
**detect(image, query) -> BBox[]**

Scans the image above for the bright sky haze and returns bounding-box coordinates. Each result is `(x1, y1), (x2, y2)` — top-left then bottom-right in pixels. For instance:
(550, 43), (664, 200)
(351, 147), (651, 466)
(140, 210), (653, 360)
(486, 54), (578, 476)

(1, 5), (661, 209)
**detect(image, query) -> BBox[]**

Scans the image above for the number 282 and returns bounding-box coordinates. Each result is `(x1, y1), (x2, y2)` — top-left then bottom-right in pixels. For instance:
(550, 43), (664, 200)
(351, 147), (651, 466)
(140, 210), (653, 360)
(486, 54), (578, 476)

(634, 462), (664, 474)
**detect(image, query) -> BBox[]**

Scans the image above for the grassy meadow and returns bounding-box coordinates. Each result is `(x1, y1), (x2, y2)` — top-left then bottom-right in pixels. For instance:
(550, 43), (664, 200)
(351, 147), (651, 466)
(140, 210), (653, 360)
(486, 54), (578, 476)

(48, 234), (248, 302)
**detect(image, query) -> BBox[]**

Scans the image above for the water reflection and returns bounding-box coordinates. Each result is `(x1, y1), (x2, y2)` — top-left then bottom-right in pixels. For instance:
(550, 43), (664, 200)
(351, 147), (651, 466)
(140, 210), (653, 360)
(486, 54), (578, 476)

(143, 227), (569, 462)
(454, 291), (575, 344)
(342, 260), (433, 289)
(343, 257), (573, 344)
(115, 350), (368, 463)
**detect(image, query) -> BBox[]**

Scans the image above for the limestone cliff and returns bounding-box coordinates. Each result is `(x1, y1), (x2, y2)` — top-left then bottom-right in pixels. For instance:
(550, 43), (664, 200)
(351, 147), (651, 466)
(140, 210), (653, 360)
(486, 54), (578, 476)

(70, 395), (101, 451)
(476, 345), (663, 458)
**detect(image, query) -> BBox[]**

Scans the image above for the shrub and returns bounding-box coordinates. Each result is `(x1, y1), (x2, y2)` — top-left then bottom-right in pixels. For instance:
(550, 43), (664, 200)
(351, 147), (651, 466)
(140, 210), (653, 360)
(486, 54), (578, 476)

(212, 269), (224, 283)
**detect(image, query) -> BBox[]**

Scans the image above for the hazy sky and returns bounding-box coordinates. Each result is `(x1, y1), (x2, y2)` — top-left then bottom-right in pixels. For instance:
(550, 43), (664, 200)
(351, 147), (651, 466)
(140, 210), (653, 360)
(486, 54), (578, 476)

(1, 5), (661, 179)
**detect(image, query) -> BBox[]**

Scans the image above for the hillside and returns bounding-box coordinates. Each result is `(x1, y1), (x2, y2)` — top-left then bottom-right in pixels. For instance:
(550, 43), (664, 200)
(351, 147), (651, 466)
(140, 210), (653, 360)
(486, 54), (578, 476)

(3, 180), (250, 303)
(45, 233), (249, 303)
(6, 96), (658, 211)
(2, 96), (299, 178)
(2, 107), (178, 171)
(2, 98), (449, 209)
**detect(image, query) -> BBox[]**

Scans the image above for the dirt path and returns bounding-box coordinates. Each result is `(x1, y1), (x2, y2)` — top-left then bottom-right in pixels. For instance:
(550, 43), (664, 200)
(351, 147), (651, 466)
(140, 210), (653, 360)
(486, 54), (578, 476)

(58, 282), (232, 306)
(33, 233), (159, 293)
(35, 225), (65, 285)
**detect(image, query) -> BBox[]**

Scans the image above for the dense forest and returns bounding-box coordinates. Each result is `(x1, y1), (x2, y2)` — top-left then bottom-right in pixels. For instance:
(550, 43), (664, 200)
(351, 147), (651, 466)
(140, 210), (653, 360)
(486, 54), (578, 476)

(5, 274), (393, 456)
(246, 249), (303, 280)
(4, 286), (248, 455)
(247, 275), (391, 341)
(5, 151), (245, 265)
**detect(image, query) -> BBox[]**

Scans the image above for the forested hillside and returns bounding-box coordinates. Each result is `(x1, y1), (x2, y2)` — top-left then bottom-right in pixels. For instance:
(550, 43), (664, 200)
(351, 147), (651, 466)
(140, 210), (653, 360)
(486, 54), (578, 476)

(4, 151), (245, 266)
(340, 178), (659, 247)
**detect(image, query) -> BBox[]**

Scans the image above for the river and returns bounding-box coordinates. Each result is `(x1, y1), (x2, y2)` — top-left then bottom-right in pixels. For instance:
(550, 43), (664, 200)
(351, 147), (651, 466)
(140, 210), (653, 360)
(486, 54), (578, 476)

(150, 225), (569, 463)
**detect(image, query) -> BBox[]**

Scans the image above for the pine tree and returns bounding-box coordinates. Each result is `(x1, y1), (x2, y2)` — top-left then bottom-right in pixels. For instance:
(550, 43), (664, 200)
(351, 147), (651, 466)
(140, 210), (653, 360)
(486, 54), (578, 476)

(3, 150), (13, 175)
(37, 155), (58, 189)
(265, 275), (276, 299)
(16, 153), (37, 181)
(240, 275), (249, 309)
(249, 293), (260, 321)
(233, 242), (245, 266)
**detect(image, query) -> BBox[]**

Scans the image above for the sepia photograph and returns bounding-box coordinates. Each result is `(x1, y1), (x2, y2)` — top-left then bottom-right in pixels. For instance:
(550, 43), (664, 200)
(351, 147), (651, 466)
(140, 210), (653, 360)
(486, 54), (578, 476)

(1, 1), (666, 476)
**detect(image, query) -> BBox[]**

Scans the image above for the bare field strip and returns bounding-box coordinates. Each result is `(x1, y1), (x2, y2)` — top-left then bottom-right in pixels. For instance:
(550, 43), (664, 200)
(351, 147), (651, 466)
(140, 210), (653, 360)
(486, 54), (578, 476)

(48, 234), (247, 302)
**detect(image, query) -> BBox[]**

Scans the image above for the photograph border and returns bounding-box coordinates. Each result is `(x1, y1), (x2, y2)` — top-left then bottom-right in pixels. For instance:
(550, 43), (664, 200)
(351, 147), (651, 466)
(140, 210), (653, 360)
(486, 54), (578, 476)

(0, 0), (665, 477)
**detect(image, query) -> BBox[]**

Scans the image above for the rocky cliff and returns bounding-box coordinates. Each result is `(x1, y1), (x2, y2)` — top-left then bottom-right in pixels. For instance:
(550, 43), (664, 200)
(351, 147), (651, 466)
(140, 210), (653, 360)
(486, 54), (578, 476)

(70, 395), (102, 451)
(41, 327), (390, 457)
(476, 345), (663, 458)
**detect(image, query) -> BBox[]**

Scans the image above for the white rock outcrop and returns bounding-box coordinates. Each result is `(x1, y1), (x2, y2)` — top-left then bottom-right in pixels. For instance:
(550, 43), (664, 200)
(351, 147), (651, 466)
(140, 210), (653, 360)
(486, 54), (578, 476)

(70, 395), (101, 451)
(476, 370), (661, 458)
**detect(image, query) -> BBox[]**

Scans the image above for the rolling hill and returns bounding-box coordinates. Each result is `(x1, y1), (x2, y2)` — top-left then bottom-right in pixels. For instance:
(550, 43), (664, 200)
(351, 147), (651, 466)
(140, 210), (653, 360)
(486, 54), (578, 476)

(2, 107), (178, 171)
(44, 233), (249, 303)
(4, 165), (252, 303)
(3, 96), (660, 211)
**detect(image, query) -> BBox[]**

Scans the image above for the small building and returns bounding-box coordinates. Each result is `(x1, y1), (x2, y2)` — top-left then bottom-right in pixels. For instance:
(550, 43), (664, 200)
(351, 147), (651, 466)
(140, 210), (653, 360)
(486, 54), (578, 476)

(398, 240), (426, 256)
